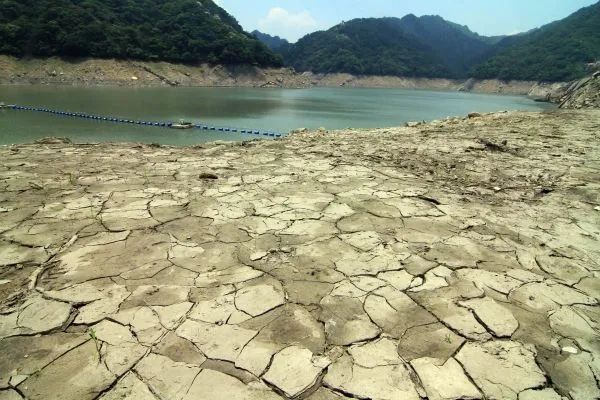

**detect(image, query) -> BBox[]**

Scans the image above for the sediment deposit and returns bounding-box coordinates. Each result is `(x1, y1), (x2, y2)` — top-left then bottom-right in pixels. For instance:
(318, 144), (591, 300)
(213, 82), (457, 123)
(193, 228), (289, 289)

(0, 55), (542, 95)
(1, 110), (599, 399)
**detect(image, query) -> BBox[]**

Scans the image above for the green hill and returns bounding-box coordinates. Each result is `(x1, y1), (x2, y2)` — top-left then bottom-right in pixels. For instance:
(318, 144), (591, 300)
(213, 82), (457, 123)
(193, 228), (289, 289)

(251, 30), (290, 52)
(284, 16), (501, 78)
(396, 14), (497, 77)
(0, 0), (281, 66)
(284, 18), (450, 78)
(471, 2), (600, 81)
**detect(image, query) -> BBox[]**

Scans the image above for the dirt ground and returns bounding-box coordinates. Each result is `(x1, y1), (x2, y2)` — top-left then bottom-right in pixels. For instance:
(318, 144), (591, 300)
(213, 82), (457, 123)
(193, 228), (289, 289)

(0, 55), (539, 95)
(0, 110), (599, 399)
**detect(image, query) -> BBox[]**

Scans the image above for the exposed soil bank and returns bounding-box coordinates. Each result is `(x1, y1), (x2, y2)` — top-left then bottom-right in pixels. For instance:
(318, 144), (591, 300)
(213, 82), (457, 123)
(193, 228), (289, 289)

(0, 56), (552, 96)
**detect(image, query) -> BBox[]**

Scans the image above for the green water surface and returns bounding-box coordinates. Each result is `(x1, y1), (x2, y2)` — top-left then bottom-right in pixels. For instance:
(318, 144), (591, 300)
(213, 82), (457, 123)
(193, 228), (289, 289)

(0, 85), (554, 145)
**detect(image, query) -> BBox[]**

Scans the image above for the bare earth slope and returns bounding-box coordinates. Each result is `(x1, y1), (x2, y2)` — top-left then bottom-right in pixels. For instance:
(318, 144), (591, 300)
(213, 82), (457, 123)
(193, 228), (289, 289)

(560, 73), (600, 109)
(0, 55), (539, 94)
(1, 110), (599, 399)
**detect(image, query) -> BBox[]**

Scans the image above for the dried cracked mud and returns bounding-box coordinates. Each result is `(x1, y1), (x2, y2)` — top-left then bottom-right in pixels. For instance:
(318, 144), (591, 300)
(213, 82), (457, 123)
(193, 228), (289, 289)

(1, 110), (599, 400)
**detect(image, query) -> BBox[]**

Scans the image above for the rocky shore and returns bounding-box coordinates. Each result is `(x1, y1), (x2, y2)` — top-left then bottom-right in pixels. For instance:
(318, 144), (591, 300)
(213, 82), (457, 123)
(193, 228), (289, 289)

(1, 109), (599, 399)
(0, 55), (548, 96)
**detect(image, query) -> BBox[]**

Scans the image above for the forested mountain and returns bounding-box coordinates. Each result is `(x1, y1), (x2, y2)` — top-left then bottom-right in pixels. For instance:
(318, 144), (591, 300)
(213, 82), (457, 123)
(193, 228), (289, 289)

(1, 0), (597, 81)
(0, 0), (281, 66)
(395, 14), (495, 77)
(251, 30), (290, 53)
(284, 16), (499, 78)
(471, 2), (600, 81)
(284, 18), (450, 78)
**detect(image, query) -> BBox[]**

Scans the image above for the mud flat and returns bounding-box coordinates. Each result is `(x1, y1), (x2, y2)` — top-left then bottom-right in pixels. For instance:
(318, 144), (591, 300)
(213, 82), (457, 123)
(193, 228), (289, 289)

(1, 110), (599, 400)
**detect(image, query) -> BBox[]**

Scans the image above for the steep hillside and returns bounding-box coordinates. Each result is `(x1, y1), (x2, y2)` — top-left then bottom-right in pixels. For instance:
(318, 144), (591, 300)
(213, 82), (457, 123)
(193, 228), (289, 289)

(560, 72), (600, 108)
(252, 30), (290, 52)
(0, 0), (281, 66)
(285, 16), (501, 78)
(396, 14), (494, 77)
(471, 1), (600, 81)
(284, 18), (450, 77)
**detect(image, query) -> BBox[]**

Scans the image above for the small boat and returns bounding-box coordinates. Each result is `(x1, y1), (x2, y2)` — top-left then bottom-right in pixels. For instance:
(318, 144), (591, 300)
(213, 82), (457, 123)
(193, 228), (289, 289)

(0, 102), (6, 109)
(170, 120), (194, 130)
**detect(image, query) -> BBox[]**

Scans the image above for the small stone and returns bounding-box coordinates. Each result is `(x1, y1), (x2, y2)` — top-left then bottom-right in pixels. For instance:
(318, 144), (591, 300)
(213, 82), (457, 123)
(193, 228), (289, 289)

(561, 346), (579, 354)
(249, 251), (267, 261)
(199, 172), (218, 180)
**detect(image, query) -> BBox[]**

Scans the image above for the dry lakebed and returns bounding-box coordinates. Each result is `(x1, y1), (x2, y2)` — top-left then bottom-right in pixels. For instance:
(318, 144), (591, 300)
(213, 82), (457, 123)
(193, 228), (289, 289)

(0, 109), (599, 400)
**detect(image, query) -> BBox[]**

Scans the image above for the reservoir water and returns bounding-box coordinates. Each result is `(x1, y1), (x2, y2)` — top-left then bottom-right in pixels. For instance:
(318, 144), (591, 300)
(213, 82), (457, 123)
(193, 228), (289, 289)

(0, 85), (554, 145)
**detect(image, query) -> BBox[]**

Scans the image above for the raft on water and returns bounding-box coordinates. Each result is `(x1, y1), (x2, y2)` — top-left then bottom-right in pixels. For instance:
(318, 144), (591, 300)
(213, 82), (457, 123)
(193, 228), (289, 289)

(170, 120), (194, 129)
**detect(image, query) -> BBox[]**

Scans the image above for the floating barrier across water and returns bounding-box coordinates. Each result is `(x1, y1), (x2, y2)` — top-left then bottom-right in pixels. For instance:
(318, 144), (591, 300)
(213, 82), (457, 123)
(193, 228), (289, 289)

(5, 104), (283, 138)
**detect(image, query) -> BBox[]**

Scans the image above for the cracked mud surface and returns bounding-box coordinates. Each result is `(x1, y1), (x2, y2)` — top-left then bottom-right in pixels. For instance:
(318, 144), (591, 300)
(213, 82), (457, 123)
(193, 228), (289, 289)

(1, 110), (599, 400)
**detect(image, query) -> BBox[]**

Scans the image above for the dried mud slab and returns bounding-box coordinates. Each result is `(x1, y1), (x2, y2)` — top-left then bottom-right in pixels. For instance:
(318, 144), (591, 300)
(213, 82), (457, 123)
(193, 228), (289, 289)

(0, 109), (599, 399)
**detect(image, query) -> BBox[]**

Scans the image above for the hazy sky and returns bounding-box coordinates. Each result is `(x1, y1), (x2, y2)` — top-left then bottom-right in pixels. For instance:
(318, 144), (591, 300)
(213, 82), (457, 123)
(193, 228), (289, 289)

(214, 0), (598, 42)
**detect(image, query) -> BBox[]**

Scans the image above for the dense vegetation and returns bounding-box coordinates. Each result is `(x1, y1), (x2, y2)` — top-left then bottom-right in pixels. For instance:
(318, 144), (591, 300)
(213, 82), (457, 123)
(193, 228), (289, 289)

(284, 18), (450, 78)
(1, 0), (597, 81)
(471, 2), (600, 81)
(283, 16), (503, 78)
(251, 30), (290, 53)
(395, 14), (497, 77)
(0, 0), (281, 66)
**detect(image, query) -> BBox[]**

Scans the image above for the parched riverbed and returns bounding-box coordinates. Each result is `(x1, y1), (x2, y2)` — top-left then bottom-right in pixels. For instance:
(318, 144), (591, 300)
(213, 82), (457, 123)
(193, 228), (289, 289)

(0, 110), (599, 400)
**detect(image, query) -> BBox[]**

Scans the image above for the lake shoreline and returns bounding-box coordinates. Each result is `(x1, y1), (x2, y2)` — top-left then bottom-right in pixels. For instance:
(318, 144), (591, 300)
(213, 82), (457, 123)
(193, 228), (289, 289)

(0, 56), (568, 101)
(0, 85), (555, 146)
